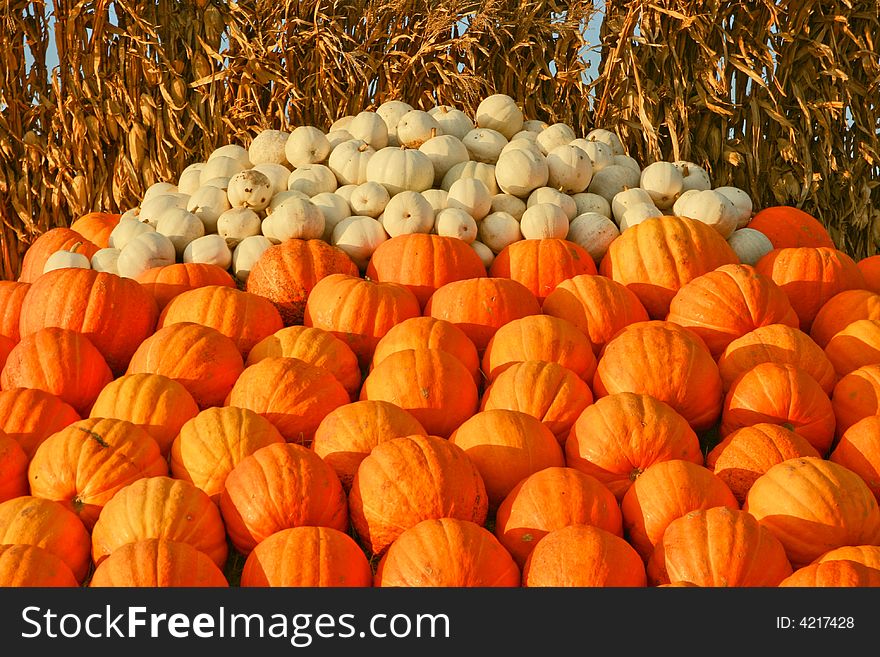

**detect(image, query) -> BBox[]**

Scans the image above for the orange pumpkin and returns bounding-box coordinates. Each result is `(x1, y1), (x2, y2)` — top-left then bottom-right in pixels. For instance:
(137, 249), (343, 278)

(0, 433), (28, 503)
(831, 363), (880, 438)
(745, 205), (835, 250)
(824, 319), (880, 377)
(365, 233), (487, 308)
(809, 289), (880, 348)
(375, 518), (520, 587)
(598, 215), (740, 319)
(219, 442), (349, 555)
(69, 212), (121, 249)
(136, 262), (237, 312)
(856, 255), (880, 294)
(489, 238), (598, 302)
(1, 327), (113, 416)
(522, 524), (646, 587)
(0, 336), (13, 373)
(592, 320), (722, 431)
(89, 538), (229, 587)
(311, 400), (427, 493)
(494, 466), (622, 568)
(0, 544), (79, 587)
(349, 434), (488, 556)
(830, 415), (880, 502)
(241, 526), (372, 587)
(170, 406), (286, 503)
(665, 263), (799, 358)
(226, 356), (350, 444)
(17, 227), (99, 283)
(0, 280), (30, 341)
(0, 388), (80, 459)
(126, 322), (244, 410)
(814, 545), (880, 570)
(246, 238), (359, 325)
(778, 560), (880, 587)
(647, 506), (793, 587)
(564, 392), (703, 501)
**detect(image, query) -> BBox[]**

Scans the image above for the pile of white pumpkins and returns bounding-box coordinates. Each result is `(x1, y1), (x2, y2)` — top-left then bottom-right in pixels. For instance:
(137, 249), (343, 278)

(53, 93), (774, 282)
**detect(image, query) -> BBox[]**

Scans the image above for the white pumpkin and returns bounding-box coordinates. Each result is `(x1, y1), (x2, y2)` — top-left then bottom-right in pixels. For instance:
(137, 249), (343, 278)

(310, 192), (352, 242)
(475, 94), (523, 140)
(119, 208), (141, 222)
(478, 211), (522, 253)
(328, 139), (376, 186)
(90, 248), (121, 275)
(330, 115), (355, 132)
(546, 144), (593, 194)
(509, 130), (539, 143)
(585, 128), (625, 156)
(419, 134), (470, 187)
(522, 119), (549, 134)
(714, 186), (753, 228)
(116, 231), (176, 279)
(347, 111), (389, 150)
(640, 161), (684, 210)
(287, 164), (338, 197)
(494, 148), (548, 198)
(285, 126), (331, 168)
(267, 190), (311, 214)
(428, 105), (474, 140)
(349, 181), (391, 218)
(421, 189), (449, 216)
(156, 207), (206, 258)
(440, 161), (499, 195)
(208, 144), (252, 169)
(199, 155), (247, 185)
(567, 213), (620, 261)
(109, 217), (155, 250)
(177, 165), (205, 196)
(674, 189), (738, 238)
(138, 193), (190, 227)
(232, 235), (273, 283)
(381, 190), (435, 237)
(619, 203), (664, 231)
(261, 197), (325, 243)
(520, 203), (569, 240)
(334, 184), (358, 203)
(535, 123), (576, 155)
(462, 128), (508, 164)
(446, 177), (492, 220)
(490, 194), (527, 220)
(500, 137), (544, 158)
(470, 240), (495, 268)
(186, 185), (231, 233)
(672, 189), (701, 217)
(527, 187), (578, 221)
(613, 154), (642, 173)
(376, 100), (415, 147)
(142, 182), (178, 203)
(728, 228), (774, 266)
(572, 192), (612, 219)
(611, 187), (655, 223)
(675, 161), (712, 192)
(43, 245), (91, 274)
(227, 169), (274, 211)
(587, 164), (641, 202)
(396, 110), (442, 149)
(201, 177), (231, 190)
(331, 216), (388, 269)
(326, 129), (354, 150)
(217, 207), (262, 248)
(248, 129), (290, 167)
(435, 208), (478, 244)
(365, 146), (434, 195)
(570, 138), (614, 171)
(253, 163), (293, 196)
(183, 234), (232, 270)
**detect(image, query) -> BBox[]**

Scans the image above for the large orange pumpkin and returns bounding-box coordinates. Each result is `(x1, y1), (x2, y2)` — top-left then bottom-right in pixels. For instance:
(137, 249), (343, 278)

(745, 205), (835, 250)
(646, 506), (793, 587)
(522, 524), (646, 587)
(598, 214), (740, 319)
(744, 457), (880, 567)
(158, 285), (284, 358)
(494, 466), (622, 568)
(374, 518), (520, 587)
(620, 459), (739, 561)
(592, 320), (722, 431)
(89, 538), (229, 587)
(170, 406), (286, 503)
(665, 263), (799, 358)
(0, 280), (30, 342)
(365, 233), (487, 308)
(126, 322), (244, 410)
(0, 496), (91, 582)
(0, 336), (13, 375)
(0, 433), (28, 503)
(226, 356), (350, 444)
(0, 544), (79, 587)
(813, 545), (880, 570)
(246, 238), (359, 325)
(1, 327), (113, 416)
(754, 246), (866, 332)
(91, 475), (228, 569)
(28, 417), (168, 529)
(69, 212), (121, 248)
(0, 388), (80, 459)
(720, 362), (835, 456)
(824, 319), (880, 378)
(241, 526), (372, 587)
(136, 262), (236, 312)
(18, 267), (158, 374)
(541, 274), (649, 355)
(311, 399), (427, 493)
(831, 363), (880, 438)
(17, 227), (99, 283)
(809, 289), (880, 349)
(348, 434), (488, 556)
(778, 560), (880, 587)
(564, 392), (703, 501)
(856, 255), (880, 294)
(829, 415), (880, 502)
(489, 238), (598, 302)
(219, 442), (349, 555)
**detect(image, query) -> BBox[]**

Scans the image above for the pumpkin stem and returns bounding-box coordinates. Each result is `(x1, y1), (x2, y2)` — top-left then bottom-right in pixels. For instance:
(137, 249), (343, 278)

(69, 241), (83, 254)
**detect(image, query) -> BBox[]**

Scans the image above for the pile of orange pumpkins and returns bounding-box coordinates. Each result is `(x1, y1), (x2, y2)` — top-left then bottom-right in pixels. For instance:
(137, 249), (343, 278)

(0, 204), (879, 588)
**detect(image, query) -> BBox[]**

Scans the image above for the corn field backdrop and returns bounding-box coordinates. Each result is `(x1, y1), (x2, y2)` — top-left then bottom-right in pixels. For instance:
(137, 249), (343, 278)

(1, 0), (878, 280)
